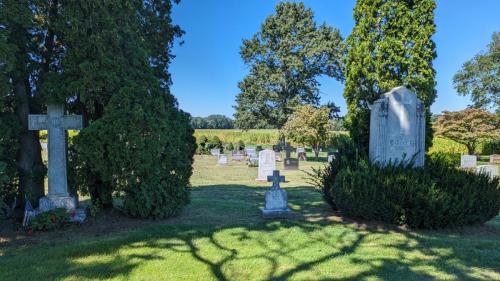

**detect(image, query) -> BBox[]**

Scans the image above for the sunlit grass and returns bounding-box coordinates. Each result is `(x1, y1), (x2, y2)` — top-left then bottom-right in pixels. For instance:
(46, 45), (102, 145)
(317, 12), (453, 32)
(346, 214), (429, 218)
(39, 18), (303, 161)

(1, 155), (499, 281)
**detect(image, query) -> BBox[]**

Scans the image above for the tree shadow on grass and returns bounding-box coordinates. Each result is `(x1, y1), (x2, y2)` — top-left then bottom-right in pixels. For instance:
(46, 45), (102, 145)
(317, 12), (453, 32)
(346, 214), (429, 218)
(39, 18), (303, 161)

(1, 185), (499, 281)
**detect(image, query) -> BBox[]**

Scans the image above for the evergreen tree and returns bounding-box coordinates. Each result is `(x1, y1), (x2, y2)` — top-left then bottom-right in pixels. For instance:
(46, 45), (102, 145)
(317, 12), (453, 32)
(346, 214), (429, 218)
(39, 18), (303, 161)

(234, 2), (344, 129)
(64, 1), (195, 217)
(344, 0), (437, 152)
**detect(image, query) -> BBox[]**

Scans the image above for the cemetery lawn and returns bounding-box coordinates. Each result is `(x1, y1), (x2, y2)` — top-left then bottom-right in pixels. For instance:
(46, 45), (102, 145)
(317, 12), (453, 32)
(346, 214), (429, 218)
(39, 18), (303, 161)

(1, 155), (499, 281)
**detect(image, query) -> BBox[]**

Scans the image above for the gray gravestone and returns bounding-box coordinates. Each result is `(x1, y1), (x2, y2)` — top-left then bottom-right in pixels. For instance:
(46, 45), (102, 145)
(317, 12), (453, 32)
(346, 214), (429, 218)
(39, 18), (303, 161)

(261, 170), (293, 218)
(490, 154), (500, 164)
(369, 86), (425, 167)
(231, 152), (245, 161)
(476, 165), (499, 179)
(327, 155), (335, 163)
(256, 149), (276, 181)
(28, 104), (85, 221)
(245, 148), (257, 157)
(218, 154), (228, 165)
(460, 155), (477, 168)
(210, 148), (220, 156)
(283, 143), (299, 170)
(296, 147), (307, 161)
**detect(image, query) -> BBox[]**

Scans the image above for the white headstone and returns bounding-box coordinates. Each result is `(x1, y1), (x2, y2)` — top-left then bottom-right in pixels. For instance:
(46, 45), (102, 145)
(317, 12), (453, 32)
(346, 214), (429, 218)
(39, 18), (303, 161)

(476, 165), (499, 179)
(327, 155), (335, 163)
(296, 147), (305, 154)
(461, 155), (477, 168)
(369, 86), (426, 167)
(256, 149), (276, 181)
(28, 104), (84, 219)
(218, 154), (228, 165)
(245, 148), (257, 157)
(210, 148), (220, 156)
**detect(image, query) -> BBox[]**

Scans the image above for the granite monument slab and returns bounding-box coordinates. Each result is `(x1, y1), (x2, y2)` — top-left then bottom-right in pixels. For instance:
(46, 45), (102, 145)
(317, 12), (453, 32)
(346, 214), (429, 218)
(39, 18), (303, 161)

(261, 170), (293, 219)
(461, 155), (477, 168)
(476, 165), (499, 179)
(369, 86), (425, 167)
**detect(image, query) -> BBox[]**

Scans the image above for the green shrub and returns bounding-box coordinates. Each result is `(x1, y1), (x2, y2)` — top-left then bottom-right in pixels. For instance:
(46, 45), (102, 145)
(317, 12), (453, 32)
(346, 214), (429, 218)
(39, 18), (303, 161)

(236, 140), (245, 151)
(225, 142), (234, 152)
(70, 90), (196, 219)
(0, 113), (20, 219)
(482, 139), (500, 155)
(314, 145), (500, 229)
(196, 135), (210, 154)
(428, 152), (461, 167)
(29, 208), (70, 231)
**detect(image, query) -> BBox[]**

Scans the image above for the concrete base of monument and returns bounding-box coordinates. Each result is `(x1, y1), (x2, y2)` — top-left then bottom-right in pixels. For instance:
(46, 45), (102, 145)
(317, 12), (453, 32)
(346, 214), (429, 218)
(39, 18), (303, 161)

(260, 207), (294, 219)
(38, 195), (87, 222)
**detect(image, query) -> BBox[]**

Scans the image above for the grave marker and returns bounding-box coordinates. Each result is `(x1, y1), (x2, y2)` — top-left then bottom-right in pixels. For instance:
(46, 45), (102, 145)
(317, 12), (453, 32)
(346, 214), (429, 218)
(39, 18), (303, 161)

(461, 155), (477, 168)
(28, 104), (86, 221)
(369, 86), (425, 167)
(256, 149), (276, 181)
(260, 170), (293, 218)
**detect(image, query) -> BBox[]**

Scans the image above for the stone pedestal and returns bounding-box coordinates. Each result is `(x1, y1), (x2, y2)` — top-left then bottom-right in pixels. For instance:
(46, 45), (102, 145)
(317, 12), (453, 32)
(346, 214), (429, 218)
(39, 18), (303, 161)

(260, 188), (294, 219)
(38, 196), (87, 222)
(39, 195), (76, 212)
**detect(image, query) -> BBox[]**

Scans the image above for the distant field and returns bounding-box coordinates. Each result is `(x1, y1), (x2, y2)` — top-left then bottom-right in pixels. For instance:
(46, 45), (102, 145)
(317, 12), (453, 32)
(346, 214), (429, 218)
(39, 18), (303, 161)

(194, 129), (348, 146)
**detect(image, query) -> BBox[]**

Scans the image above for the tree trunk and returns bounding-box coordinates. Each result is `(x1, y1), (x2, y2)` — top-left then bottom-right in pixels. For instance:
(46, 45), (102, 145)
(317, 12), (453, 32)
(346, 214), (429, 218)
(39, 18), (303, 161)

(466, 143), (476, 155)
(15, 78), (45, 207)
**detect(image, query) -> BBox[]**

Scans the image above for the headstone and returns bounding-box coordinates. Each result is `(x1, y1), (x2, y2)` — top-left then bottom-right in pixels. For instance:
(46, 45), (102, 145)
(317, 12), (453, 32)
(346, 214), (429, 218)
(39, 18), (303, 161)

(210, 148), (220, 156)
(460, 155), (477, 168)
(218, 154), (228, 165)
(284, 143), (294, 158)
(284, 158), (299, 170)
(490, 154), (500, 164)
(245, 148), (257, 157)
(28, 104), (86, 222)
(231, 151), (245, 161)
(261, 170), (293, 218)
(327, 155), (335, 163)
(369, 86), (426, 167)
(476, 165), (499, 179)
(256, 149), (276, 181)
(296, 147), (307, 161)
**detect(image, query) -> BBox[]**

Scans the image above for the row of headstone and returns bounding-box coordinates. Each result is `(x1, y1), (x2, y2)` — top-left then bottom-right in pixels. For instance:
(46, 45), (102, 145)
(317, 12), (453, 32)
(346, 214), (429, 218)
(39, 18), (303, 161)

(461, 154), (499, 179)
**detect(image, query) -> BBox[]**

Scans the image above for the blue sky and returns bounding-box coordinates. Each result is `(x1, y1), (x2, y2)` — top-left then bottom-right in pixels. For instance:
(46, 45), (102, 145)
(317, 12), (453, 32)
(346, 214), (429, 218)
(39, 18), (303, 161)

(170, 0), (500, 118)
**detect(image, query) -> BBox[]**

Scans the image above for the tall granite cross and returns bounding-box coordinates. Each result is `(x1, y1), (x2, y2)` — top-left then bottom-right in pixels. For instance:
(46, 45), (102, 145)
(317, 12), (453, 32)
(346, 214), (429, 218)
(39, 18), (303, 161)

(267, 170), (285, 189)
(28, 104), (82, 211)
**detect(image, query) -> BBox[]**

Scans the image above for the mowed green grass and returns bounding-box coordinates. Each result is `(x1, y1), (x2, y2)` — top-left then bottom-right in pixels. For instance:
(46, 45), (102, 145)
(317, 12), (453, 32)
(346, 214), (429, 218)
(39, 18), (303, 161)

(1, 154), (499, 281)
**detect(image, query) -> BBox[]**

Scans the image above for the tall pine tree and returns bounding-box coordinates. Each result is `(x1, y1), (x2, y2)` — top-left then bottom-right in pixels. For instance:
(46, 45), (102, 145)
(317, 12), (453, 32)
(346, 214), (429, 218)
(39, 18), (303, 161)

(344, 0), (437, 152)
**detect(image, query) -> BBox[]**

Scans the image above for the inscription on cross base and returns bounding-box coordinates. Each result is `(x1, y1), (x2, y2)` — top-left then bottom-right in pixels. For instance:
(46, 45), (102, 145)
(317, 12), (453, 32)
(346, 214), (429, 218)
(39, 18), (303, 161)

(28, 104), (83, 198)
(267, 170), (285, 189)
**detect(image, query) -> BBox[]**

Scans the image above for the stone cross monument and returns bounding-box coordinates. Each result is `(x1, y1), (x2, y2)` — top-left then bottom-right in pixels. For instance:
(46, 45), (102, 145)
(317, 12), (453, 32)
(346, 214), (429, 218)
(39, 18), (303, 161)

(369, 86), (425, 167)
(29, 104), (83, 212)
(260, 170), (293, 218)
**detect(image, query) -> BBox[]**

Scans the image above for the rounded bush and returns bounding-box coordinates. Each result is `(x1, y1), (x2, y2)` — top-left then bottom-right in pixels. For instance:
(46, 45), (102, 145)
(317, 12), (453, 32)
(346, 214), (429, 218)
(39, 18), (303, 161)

(318, 144), (500, 229)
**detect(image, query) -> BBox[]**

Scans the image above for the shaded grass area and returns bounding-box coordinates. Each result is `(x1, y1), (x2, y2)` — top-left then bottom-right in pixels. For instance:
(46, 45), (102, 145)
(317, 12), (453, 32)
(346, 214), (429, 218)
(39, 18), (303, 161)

(1, 156), (499, 280)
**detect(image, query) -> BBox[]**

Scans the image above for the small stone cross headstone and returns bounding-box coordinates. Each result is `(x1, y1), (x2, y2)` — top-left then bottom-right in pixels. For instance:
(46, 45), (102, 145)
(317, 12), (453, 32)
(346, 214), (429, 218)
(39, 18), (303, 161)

(283, 143), (298, 170)
(284, 143), (294, 158)
(461, 155), (477, 168)
(218, 154), (228, 165)
(260, 170), (293, 219)
(256, 149), (276, 181)
(28, 104), (86, 222)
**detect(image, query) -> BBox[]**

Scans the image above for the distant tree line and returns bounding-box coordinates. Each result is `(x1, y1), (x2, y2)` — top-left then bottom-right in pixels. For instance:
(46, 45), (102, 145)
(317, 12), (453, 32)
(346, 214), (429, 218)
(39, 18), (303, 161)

(191, 115), (235, 129)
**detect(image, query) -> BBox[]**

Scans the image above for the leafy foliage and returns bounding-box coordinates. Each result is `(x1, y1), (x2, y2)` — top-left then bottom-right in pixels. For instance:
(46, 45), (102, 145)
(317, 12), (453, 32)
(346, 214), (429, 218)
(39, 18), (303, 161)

(28, 208), (70, 231)
(453, 32), (499, 114)
(234, 2), (345, 129)
(344, 0), (437, 152)
(313, 145), (500, 229)
(434, 108), (500, 154)
(281, 105), (331, 157)
(191, 115), (234, 129)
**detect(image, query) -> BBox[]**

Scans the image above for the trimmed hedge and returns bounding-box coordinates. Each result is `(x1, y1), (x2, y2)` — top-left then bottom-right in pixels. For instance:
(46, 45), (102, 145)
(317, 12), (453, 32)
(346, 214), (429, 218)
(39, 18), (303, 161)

(314, 140), (500, 229)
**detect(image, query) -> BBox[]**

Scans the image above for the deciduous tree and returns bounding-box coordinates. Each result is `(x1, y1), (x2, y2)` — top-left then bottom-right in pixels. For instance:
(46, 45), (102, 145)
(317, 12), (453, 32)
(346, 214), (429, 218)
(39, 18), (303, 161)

(281, 105), (331, 158)
(234, 2), (344, 129)
(453, 32), (499, 114)
(434, 108), (499, 155)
